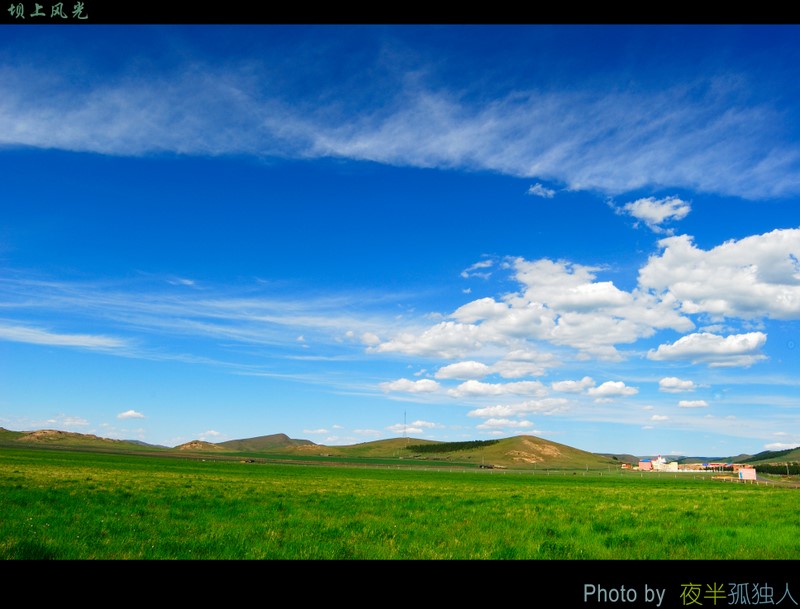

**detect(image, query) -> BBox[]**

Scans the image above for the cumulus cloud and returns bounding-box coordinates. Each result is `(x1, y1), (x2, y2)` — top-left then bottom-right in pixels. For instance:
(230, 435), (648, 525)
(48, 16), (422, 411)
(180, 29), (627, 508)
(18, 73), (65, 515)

(678, 400), (709, 408)
(526, 183), (555, 198)
(639, 229), (800, 320)
(387, 420), (439, 435)
(451, 298), (510, 323)
(551, 376), (595, 393)
(372, 254), (694, 363)
(510, 257), (693, 357)
(117, 410), (144, 419)
(765, 442), (800, 450)
(447, 380), (546, 398)
(651, 415), (669, 421)
(408, 419), (439, 429)
(360, 332), (381, 346)
(379, 378), (441, 393)
(658, 377), (698, 393)
(476, 418), (535, 430)
(620, 196), (691, 233)
(647, 331), (767, 367)
(586, 381), (639, 401)
(467, 398), (570, 418)
(368, 321), (484, 359)
(491, 349), (558, 378)
(435, 361), (491, 380)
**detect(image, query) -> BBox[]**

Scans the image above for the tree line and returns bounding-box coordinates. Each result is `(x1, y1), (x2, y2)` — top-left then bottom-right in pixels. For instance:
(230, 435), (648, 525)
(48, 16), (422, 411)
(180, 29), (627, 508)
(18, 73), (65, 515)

(405, 440), (500, 454)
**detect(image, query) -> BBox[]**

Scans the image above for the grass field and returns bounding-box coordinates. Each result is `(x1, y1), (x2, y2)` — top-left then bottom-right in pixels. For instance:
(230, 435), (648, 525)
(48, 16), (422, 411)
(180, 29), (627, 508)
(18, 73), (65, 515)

(1, 447), (798, 560)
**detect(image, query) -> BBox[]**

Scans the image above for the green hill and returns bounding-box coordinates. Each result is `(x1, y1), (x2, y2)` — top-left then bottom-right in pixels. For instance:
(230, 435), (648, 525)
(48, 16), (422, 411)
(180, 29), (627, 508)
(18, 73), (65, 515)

(215, 433), (315, 452)
(4, 425), (793, 472)
(303, 434), (620, 470)
(741, 447), (800, 465)
(0, 428), (169, 453)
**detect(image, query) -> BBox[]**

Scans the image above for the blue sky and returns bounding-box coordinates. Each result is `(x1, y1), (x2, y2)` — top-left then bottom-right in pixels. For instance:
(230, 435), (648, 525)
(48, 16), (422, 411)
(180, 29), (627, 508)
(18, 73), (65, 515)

(2, 24), (800, 457)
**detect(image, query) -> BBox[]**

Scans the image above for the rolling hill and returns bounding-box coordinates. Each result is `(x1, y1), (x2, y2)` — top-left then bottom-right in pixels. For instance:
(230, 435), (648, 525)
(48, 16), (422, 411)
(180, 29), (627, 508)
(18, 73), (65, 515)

(0, 427), (618, 470)
(1, 426), (797, 471)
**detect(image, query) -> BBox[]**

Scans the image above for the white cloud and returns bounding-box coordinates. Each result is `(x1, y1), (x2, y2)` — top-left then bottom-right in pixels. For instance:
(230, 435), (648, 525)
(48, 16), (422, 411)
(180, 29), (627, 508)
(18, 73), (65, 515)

(511, 257), (693, 356)
(386, 420), (440, 435)
(451, 298), (509, 322)
(551, 376), (595, 393)
(0, 323), (126, 349)
(639, 229), (800, 320)
(167, 277), (197, 286)
(587, 381), (639, 400)
(447, 380), (546, 398)
(369, 321), (484, 358)
(621, 196), (690, 233)
(651, 415), (669, 421)
(476, 418), (535, 430)
(435, 361), (491, 380)
(647, 331), (767, 367)
(526, 183), (555, 198)
(117, 410), (144, 419)
(373, 254), (694, 363)
(765, 443), (800, 450)
(2, 48), (800, 200)
(59, 416), (90, 428)
(658, 377), (698, 393)
(198, 430), (222, 440)
(360, 332), (381, 346)
(679, 400), (709, 408)
(435, 351), (558, 382)
(409, 419), (439, 429)
(461, 260), (494, 279)
(467, 398), (569, 418)
(379, 378), (441, 393)
(490, 349), (558, 378)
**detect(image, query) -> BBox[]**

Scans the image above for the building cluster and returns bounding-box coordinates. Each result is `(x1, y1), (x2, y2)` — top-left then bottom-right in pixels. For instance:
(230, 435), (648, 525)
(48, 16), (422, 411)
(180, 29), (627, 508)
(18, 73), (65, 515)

(624, 456), (758, 480)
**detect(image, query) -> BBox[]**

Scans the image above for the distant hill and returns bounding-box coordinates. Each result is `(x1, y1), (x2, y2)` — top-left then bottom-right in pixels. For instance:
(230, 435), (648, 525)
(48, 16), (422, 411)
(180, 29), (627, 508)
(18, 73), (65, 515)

(597, 453), (640, 465)
(1, 426), (796, 471)
(124, 439), (171, 449)
(215, 433), (315, 452)
(741, 447), (800, 464)
(175, 440), (226, 451)
(308, 434), (621, 470)
(0, 428), (169, 453)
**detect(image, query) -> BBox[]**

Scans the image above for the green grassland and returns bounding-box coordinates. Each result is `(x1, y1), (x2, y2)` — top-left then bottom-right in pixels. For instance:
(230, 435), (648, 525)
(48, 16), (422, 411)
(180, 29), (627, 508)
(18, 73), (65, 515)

(1, 445), (798, 560)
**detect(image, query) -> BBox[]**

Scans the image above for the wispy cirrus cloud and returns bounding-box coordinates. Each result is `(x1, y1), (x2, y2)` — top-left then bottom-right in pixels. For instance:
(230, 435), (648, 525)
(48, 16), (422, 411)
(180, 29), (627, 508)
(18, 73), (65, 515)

(0, 272), (411, 379)
(2, 53), (800, 200)
(0, 322), (127, 350)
